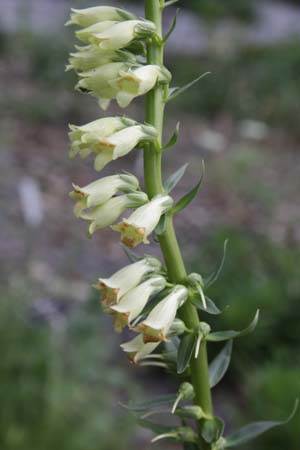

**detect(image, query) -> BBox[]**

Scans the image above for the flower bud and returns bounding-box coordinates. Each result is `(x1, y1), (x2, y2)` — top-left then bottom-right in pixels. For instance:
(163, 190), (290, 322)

(112, 194), (173, 248)
(136, 285), (188, 343)
(80, 192), (148, 235)
(199, 321), (211, 337)
(66, 6), (136, 28)
(176, 405), (205, 420)
(97, 257), (162, 306)
(111, 65), (172, 108)
(69, 116), (134, 159)
(90, 20), (156, 51)
(177, 427), (198, 443)
(110, 275), (166, 332)
(120, 334), (160, 364)
(172, 381), (195, 414)
(179, 382), (195, 400)
(213, 437), (227, 450)
(168, 318), (188, 336)
(69, 173), (140, 217)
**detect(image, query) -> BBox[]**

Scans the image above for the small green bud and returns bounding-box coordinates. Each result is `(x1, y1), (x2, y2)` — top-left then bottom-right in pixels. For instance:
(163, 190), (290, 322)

(179, 382), (195, 400)
(176, 405), (205, 420)
(199, 321), (211, 337)
(168, 318), (188, 336)
(177, 427), (198, 443)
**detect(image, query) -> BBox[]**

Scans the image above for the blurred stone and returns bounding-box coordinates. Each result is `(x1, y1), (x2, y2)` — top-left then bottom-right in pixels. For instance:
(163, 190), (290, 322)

(194, 129), (227, 153)
(18, 176), (44, 227)
(239, 119), (269, 141)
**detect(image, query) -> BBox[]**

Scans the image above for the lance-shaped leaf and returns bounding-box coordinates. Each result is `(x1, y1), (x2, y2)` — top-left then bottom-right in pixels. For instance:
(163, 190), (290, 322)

(209, 341), (233, 388)
(164, 163), (189, 195)
(171, 161), (205, 215)
(138, 419), (175, 435)
(162, 122), (180, 151)
(155, 213), (167, 236)
(223, 399), (299, 448)
(163, 8), (179, 44)
(167, 72), (210, 103)
(164, 0), (180, 8)
(120, 394), (175, 413)
(202, 416), (225, 444)
(192, 293), (222, 316)
(177, 332), (197, 374)
(206, 310), (260, 343)
(205, 240), (229, 288)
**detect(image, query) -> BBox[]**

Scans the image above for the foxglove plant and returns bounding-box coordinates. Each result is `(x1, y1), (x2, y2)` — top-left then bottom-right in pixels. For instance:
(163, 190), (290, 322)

(66, 2), (298, 449)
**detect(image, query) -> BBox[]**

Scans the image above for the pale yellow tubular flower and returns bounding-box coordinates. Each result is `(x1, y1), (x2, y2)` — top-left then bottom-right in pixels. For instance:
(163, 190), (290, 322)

(68, 116), (136, 160)
(69, 173), (140, 217)
(93, 124), (157, 171)
(66, 6), (136, 28)
(110, 275), (166, 332)
(66, 47), (136, 73)
(120, 334), (160, 364)
(111, 65), (172, 108)
(79, 192), (148, 235)
(97, 257), (162, 306)
(136, 285), (189, 343)
(90, 19), (156, 51)
(76, 21), (118, 45)
(112, 194), (173, 248)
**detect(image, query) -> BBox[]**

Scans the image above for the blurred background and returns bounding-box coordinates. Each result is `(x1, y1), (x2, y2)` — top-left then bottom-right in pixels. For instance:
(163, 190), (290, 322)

(1, 0), (300, 449)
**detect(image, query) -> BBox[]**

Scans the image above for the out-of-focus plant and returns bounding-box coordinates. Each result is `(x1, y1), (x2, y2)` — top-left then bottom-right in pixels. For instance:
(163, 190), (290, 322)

(66, 2), (298, 449)
(0, 280), (134, 450)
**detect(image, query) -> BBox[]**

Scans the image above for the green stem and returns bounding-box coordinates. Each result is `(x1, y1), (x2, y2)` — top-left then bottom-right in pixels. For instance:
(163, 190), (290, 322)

(144, 1), (213, 448)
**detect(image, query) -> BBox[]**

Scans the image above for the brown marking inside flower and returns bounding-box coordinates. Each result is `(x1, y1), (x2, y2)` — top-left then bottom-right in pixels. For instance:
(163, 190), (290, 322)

(98, 140), (115, 148)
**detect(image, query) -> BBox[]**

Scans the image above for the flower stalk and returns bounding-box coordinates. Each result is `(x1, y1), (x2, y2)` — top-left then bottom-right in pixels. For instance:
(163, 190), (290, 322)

(144, 0), (213, 441)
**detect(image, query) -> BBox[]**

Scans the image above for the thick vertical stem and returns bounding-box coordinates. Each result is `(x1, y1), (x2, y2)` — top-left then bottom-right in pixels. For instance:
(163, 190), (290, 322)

(144, 1), (213, 448)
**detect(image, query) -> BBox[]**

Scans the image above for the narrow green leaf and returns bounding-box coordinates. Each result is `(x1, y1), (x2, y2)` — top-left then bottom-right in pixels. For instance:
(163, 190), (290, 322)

(167, 72), (211, 103)
(206, 310), (260, 342)
(202, 416), (225, 444)
(164, 163), (189, 194)
(138, 419), (175, 435)
(120, 394), (175, 413)
(205, 239), (229, 288)
(163, 8), (179, 44)
(224, 399), (299, 448)
(164, 0), (179, 7)
(163, 122), (180, 151)
(193, 294), (222, 315)
(209, 341), (233, 388)
(155, 213), (167, 236)
(177, 333), (197, 374)
(171, 161), (205, 215)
